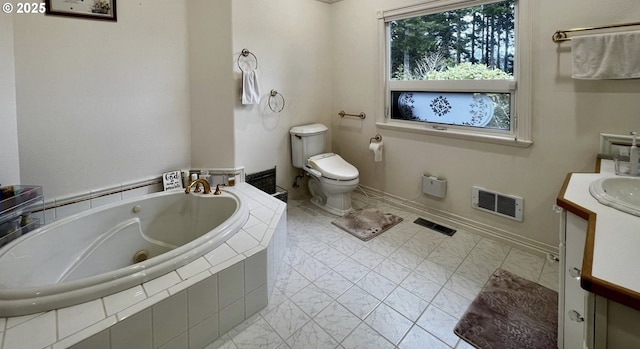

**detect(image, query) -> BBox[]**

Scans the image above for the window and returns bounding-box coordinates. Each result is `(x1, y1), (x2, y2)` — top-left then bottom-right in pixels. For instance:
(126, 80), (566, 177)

(377, 0), (532, 146)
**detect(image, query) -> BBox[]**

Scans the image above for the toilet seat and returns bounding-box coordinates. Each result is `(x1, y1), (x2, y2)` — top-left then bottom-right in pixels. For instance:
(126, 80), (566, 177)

(307, 153), (359, 181)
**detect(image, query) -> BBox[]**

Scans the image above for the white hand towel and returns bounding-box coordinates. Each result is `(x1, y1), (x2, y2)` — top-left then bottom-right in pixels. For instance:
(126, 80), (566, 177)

(242, 69), (261, 104)
(572, 31), (640, 80)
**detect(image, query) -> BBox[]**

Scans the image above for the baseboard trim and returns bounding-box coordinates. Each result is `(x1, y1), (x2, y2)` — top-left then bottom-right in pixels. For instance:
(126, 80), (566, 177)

(357, 185), (558, 257)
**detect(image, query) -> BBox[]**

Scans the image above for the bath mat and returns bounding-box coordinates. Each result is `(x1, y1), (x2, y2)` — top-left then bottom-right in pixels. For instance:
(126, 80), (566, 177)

(331, 208), (403, 241)
(454, 269), (558, 349)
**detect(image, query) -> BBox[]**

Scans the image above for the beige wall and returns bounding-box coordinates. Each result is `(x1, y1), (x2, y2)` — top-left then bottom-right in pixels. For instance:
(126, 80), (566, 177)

(0, 15), (20, 185)
(11, 1), (191, 198)
(231, 0), (333, 189)
(188, 0), (235, 168)
(329, 0), (640, 249)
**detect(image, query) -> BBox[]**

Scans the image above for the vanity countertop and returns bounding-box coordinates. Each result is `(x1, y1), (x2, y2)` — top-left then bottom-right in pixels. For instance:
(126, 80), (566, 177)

(557, 159), (640, 310)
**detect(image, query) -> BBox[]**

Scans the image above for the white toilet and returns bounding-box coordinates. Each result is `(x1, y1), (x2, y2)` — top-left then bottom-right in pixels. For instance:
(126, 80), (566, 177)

(290, 123), (359, 216)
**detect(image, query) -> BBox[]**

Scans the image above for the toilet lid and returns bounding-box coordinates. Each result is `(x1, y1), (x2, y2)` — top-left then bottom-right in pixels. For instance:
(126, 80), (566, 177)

(308, 153), (359, 180)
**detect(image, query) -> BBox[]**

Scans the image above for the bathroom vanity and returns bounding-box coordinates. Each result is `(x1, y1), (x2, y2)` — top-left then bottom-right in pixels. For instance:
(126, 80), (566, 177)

(557, 159), (640, 349)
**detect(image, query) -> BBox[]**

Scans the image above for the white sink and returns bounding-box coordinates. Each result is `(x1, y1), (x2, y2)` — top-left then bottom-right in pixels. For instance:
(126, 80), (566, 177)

(589, 177), (640, 216)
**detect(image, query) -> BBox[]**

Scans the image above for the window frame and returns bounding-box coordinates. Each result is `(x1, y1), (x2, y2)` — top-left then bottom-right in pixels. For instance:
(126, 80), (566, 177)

(376, 0), (533, 147)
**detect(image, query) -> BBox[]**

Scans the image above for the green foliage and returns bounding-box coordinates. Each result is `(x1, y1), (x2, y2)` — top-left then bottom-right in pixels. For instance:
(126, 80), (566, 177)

(392, 64), (410, 80)
(484, 93), (511, 130)
(425, 63), (512, 80)
(393, 60), (511, 81)
(389, 0), (515, 131)
(390, 0), (515, 78)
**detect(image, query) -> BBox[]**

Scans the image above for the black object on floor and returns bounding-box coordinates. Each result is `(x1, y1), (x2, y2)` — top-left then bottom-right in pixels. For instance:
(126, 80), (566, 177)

(245, 167), (288, 203)
(413, 217), (456, 236)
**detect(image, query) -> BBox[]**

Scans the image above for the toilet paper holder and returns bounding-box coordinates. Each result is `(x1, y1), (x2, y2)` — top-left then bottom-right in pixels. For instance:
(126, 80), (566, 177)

(370, 134), (382, 144)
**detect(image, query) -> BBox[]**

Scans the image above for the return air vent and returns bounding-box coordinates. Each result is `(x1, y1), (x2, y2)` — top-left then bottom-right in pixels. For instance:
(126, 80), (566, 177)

(413, 218), (456, 236)
(471, 186), (523, 222)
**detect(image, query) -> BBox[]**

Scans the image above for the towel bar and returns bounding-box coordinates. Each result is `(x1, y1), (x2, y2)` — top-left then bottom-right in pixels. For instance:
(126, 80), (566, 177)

(553, 20), (640, 42)
(338, 110), (366, 119)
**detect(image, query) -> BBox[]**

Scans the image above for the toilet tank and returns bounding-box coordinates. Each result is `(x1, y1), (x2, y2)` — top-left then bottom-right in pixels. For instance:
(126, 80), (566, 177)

(290, 123), (328, 168)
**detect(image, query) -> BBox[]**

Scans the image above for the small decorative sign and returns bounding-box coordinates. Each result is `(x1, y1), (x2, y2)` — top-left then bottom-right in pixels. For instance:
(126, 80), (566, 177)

(162, 170), (183, 191)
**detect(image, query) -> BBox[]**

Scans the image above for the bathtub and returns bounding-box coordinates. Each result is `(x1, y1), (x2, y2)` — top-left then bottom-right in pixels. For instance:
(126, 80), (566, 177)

(0, 189), (249, 317)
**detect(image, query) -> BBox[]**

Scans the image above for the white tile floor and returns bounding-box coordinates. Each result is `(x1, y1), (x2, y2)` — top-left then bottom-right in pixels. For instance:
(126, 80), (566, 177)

(205, 192), (559, 349)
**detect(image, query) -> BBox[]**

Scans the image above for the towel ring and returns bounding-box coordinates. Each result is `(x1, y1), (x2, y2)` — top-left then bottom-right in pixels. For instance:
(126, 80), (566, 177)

(268, 89), (285, 113)
(236, 49), (258, 72)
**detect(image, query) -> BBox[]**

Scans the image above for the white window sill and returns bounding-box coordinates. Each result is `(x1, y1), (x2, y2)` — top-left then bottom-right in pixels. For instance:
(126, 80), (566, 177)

(376, 121), (533, 148)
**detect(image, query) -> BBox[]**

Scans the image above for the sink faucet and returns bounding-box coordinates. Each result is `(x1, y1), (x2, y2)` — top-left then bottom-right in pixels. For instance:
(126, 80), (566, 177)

(185, 179), (211, 194)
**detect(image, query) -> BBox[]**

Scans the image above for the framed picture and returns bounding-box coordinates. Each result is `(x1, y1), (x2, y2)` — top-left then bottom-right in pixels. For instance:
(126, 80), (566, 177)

(45, 0), (117, 21)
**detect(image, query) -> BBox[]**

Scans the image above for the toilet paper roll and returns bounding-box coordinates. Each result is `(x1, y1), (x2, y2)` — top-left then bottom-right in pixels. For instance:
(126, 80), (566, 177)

(369, 141), (383, 162)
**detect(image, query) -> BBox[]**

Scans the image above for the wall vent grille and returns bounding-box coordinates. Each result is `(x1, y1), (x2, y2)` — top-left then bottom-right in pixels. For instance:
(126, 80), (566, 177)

(472, 186), (523, 222)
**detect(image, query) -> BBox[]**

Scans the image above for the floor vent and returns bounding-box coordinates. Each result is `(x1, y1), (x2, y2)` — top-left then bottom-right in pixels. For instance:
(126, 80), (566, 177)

(413, 218), (456, 236)
(471, 186), (523, 222)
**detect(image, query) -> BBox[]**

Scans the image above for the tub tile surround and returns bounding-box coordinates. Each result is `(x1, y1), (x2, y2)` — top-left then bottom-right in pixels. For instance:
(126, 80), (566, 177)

(0, 180), (560, 349)
(0, 183), (287, 349)
(33, 177), (166, 226)
(37, 167), (246, 226)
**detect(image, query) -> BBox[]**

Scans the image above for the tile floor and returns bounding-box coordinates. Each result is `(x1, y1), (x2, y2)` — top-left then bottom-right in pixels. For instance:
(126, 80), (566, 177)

(205, 192), (559, 349)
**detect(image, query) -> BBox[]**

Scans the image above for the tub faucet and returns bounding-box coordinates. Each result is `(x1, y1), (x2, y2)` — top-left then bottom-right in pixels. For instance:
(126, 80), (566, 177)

(185, 179), (211, 194)
(213, 184), (226, 195)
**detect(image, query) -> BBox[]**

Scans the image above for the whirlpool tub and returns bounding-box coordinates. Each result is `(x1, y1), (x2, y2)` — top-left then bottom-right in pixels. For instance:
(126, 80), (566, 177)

(0, 189), (249, 317)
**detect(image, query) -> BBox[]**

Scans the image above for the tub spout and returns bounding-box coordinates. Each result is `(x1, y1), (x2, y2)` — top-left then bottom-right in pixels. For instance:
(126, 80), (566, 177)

(185, 179), (211, 194)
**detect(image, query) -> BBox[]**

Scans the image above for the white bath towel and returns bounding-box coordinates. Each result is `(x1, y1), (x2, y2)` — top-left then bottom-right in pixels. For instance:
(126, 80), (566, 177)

(572, 31), (640, 80)
(242, 69), (261, 104)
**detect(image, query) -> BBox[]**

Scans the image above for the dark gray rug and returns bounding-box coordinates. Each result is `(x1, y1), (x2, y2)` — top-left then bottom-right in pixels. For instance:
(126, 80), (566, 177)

(331, 208), (403, 241)
(454, 269), (558, 349)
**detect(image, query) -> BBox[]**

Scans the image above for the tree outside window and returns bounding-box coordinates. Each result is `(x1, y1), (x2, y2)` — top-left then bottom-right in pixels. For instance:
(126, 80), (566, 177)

(387, 0), (515, 130)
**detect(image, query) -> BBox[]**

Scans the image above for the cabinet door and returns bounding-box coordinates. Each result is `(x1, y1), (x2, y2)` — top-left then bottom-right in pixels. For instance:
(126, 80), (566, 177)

(601, 297), (640, 349)
(563, 211), (589, 349)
